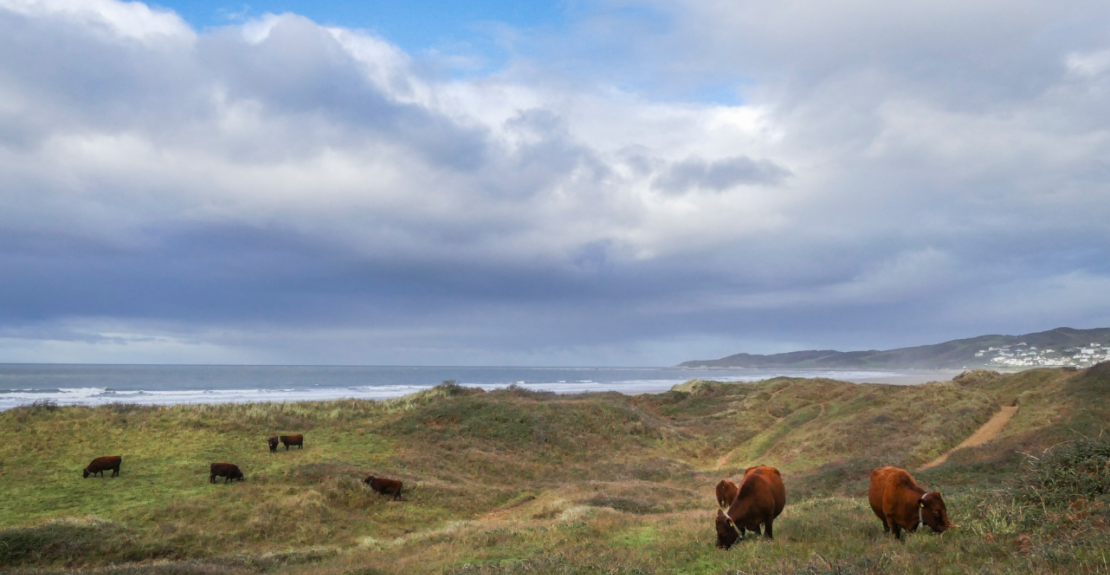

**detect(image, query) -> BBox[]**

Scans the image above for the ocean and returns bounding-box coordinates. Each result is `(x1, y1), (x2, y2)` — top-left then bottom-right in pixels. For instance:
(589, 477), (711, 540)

(0, 364), (941, 411)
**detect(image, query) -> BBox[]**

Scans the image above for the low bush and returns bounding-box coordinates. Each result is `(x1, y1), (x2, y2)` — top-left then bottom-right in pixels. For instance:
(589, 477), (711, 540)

(0, 519), (167, 567)
(1023, 434), (1110, 507)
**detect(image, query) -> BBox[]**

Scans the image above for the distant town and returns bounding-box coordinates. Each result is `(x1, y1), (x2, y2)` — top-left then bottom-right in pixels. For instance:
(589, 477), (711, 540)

(977, 342), (1110, 368)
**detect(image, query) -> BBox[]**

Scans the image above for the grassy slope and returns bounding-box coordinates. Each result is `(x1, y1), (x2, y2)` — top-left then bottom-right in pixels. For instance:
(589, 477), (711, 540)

(2, 367), (1109, 574)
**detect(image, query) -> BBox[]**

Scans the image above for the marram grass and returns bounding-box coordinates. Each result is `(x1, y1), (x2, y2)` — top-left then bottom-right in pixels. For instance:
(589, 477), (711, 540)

(1, 369), (1109, 574)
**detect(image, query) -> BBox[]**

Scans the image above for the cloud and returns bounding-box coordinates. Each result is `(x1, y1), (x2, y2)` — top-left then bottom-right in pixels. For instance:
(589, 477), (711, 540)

(653, 155), (791, 193)
(0, 0), (1109, 365)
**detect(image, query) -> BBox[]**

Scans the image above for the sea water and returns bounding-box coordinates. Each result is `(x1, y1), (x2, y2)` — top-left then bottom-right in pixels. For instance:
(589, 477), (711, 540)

(0, 364), (916, 411)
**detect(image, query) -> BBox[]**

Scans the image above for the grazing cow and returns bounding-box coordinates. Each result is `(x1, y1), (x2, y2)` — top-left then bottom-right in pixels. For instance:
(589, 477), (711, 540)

(210, 462), (245, 484)
(280, 434), (304, 450)
(716, 479), (739, 509)
(868, 466), (950, 540)
(364, 475), (404, 500)
(716, 465), (786, 548)
(83, 456), (122, 478)
(268, 436), (279, 453)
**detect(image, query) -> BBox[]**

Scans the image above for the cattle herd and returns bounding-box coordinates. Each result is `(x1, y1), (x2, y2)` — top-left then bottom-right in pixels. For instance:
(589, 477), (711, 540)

(714, 464), (951, 548)
(83, 437), (949, 547)
(81, 433), (406, 500)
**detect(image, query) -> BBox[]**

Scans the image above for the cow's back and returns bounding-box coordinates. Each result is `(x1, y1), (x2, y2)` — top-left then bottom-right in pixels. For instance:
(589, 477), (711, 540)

(90, 456), (122, 470)
(210, 462), (241, 477)
(726, 465), (784, 526)
(870, 466), (929, 535)
(85, 455), (122, 477)
(868, 466), (900, 521)
(746, 465), (785, 518)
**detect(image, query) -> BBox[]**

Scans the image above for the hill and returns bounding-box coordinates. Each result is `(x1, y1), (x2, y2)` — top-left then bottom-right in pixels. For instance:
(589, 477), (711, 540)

(678, 326), (1110, 369)
(2, 365), (1110, 574)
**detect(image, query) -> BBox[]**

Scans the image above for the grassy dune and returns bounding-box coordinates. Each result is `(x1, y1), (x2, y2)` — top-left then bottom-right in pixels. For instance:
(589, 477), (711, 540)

(2, 367), (1110, 574)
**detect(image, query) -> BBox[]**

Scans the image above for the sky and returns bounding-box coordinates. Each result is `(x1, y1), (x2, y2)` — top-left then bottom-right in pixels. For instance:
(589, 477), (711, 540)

(1, 0), (1109, 366)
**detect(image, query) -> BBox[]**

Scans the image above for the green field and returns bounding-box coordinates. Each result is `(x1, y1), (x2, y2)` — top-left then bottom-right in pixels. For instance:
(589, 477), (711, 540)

(2, 365), (1110, 574)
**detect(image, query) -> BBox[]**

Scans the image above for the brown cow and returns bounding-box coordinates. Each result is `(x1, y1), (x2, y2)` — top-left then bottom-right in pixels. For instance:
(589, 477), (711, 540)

(268, 436), (279, 453)
(364, 475), (403, 500)
(210, 462), (245, 484)
(83, 456), (122, 478)
(868, 466), (950, 540)
(280, 434), (304, 450)
(715, 465), (786, 548)
(716, 467), (758, 508)
(716, 479), (739, 509)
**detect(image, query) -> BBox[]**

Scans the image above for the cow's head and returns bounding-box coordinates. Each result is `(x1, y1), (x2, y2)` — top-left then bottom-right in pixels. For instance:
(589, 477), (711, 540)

(715, 509), (742, 549)
(268, 436), (279, 449)
(716, 480), (738, 508)
(232, 469), (245, 481)
(82, 468), (90, 479)
(363, 475), (376, 485)
(919, 492), (950, 533)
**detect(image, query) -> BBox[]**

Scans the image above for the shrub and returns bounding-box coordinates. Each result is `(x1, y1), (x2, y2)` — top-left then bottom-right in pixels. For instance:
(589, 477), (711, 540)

(1023, 434), (1110, 507)
(23, 399), (59, 414)
(0, 519), (160, 566)
(101, 402), (157, 414)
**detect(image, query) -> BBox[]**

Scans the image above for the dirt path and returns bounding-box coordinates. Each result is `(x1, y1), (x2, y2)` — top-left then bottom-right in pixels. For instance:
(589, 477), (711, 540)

(921, 405), (1019, 470)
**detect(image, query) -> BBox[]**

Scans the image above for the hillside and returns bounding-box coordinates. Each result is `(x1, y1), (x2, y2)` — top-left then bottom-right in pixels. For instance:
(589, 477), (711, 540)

(678, 326), (1110, 369)
(2, 365), (1110, 574)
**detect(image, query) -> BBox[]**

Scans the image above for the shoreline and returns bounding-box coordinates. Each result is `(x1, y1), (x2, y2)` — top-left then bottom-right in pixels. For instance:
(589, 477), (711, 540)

(0, 368), (970, 411)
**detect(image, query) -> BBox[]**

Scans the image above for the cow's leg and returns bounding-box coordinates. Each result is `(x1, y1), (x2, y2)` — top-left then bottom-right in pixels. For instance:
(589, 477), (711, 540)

(764, 519), (774, 540)
(880, 517), (890, 533)
(210, 474), (216, 484)
(113, 466), (120, 477)
(892, 522), (903, 541)
(751, 524), (762, 536)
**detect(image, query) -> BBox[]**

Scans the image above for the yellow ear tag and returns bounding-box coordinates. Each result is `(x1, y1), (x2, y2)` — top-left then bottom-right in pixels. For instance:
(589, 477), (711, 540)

(920, 502), (925, 508)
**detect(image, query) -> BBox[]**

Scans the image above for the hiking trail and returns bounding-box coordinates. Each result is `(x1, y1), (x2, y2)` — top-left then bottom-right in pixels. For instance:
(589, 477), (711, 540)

(921, 404), (1019, 470)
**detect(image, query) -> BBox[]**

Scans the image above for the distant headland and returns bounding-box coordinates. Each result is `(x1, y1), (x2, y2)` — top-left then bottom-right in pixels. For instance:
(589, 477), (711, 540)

(678, 326), (1110, 369)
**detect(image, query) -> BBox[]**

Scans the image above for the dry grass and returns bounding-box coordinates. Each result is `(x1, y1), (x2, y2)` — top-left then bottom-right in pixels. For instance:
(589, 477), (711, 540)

(3, 366), (1110, 573)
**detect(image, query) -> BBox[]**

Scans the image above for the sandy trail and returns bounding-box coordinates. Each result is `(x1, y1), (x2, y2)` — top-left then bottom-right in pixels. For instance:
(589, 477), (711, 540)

(921, 404), (1019, 470)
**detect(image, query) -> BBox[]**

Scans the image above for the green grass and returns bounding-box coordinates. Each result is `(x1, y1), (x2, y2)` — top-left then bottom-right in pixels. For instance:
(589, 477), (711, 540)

(3, 368), (1110, 574)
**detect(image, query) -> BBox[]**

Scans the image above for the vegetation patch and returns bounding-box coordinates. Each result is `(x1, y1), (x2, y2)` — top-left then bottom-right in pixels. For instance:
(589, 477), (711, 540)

(3, 366), (1110, 573)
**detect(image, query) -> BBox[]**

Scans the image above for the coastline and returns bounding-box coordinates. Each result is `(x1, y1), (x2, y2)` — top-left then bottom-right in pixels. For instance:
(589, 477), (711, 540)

(0, 364), (970, 411)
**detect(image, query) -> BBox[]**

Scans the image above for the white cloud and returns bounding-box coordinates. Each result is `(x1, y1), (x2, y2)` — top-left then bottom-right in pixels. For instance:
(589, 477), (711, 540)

(1066, 49), (1110, 78)
(1, 0), (1110, 364)
(0, 0), (193, 42)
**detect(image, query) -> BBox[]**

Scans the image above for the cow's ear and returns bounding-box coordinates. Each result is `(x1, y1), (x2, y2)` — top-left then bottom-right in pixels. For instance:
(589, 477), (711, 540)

(717, 509), (725, 518)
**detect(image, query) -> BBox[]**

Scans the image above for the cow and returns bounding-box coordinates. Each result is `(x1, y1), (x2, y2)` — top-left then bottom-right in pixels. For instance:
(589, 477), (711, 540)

(716, 479), (739, 509)
(868, 466), (950, 540)
(364, 475), (403, 501)
(210, 463), (245, 484)
(715, 465), (786, 549)
(83, 456), (122, 478)
(268, 436), (279, 453)
(280, 434), (304, 450)
(716, 467), (757, 508)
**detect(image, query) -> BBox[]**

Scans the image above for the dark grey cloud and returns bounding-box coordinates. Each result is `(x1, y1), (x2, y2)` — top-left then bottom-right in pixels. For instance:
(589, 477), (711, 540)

(1, 0), (1109, 365)
(652, 155), (791, 193)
